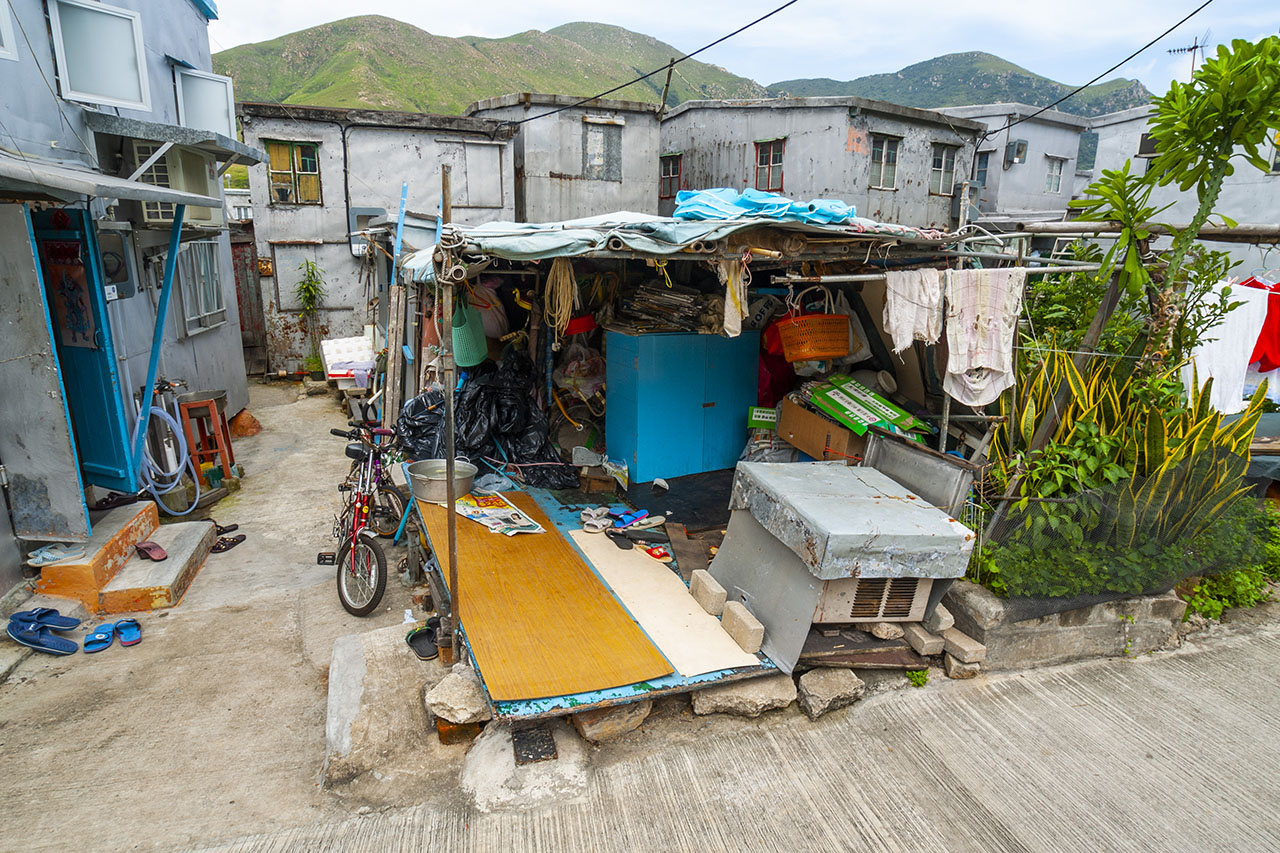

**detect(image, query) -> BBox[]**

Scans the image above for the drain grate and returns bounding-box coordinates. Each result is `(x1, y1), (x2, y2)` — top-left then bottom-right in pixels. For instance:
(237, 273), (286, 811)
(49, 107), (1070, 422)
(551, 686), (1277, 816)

(512, 724), (558, 765)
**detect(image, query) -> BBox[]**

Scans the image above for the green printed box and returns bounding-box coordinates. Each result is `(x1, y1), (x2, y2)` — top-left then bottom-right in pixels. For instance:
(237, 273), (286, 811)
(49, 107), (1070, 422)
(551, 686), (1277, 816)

(747, 406), (779, 430)
(809, 374), (927, 436)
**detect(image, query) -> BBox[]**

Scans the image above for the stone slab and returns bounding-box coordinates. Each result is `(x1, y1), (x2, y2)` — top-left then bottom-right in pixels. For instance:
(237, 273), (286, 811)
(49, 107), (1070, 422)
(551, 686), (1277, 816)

(797, 668), (865, 720)
(923, 603), (955, 633)
(691, 673), (796, 717)
(941, 627), (986, 663)
(902, 623), (945, 656)
(945, 653), (981, 679)
(35, 503), (158, 611)
(100, 521), (215, 613)
(571, 699), (652, 743)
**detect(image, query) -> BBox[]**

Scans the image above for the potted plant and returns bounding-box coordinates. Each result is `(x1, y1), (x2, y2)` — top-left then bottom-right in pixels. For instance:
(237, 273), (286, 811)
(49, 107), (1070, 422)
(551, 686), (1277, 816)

(295, 259), (326, 380)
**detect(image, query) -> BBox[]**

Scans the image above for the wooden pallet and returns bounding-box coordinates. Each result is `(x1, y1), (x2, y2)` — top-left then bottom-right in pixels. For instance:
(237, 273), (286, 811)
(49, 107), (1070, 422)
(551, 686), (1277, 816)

(417, 493), (673, 701)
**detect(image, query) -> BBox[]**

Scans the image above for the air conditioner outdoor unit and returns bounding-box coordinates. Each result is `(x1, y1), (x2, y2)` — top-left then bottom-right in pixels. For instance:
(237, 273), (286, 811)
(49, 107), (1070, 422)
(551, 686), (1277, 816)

(812, 576), (934, 623)
(131, 141), (223, 227)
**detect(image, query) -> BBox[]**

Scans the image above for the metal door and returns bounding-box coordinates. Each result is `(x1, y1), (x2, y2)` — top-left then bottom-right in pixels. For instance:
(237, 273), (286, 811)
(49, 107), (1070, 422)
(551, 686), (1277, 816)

(230, 233), (266, 373)
(31, 209), (135, 493)
(0, 205), (91, 541)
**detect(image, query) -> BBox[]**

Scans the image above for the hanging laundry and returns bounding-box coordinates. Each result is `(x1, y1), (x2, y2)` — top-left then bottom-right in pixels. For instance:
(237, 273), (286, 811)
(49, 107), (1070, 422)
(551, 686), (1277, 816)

(883, 269), (943, 354)
(1243, 276), (1280, 371)
(716, 256), (749, 338)
(1244, 363), (1280, 404)
(1182, 281), (1269, 415)
(943, 268), (1026, 407)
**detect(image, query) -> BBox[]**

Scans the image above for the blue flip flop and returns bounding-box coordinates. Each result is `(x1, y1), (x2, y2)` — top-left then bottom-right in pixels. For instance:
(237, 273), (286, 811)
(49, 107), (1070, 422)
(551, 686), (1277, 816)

(84, 623), (116, 654)
(9, 607), (80, 631)
(6, 620), (78, 656)
(114, 619), (142, 647)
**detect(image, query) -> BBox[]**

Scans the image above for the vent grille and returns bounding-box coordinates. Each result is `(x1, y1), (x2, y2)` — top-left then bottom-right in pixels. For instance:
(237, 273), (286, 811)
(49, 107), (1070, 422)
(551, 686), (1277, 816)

(814, 576), (934, 623)
(848, 578), (888, 619)
(882, 578), (920, 619)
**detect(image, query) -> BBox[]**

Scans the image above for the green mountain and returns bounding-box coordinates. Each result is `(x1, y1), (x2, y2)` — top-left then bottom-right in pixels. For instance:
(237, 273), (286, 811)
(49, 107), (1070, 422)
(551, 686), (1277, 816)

(213, 16), (766, 115)
(767, 52), (1152, 118)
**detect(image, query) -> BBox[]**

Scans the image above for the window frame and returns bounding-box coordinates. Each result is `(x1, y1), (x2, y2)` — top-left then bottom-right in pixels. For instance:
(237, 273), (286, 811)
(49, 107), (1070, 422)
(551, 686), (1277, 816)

(754, 138), (785, 192)
(929, 143), (958, 195)
(47, 0), (151, 111)
(0, 4), (17, 62)
(659, 153), (683, 199)
(1045, 156), (1066, 193)
(175, 67), (236, 138)
(582, 117), (623, 182)
(975, 150), (991, 187)
(146, 240), (226, 336)
(869, 134), (900, 190)
(264, 140), (322, 206)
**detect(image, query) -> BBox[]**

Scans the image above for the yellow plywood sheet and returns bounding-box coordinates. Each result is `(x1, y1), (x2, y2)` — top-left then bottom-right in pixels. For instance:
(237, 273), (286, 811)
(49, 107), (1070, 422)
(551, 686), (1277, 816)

(418, 493), (673, 701)
(569, 530), (760, 677)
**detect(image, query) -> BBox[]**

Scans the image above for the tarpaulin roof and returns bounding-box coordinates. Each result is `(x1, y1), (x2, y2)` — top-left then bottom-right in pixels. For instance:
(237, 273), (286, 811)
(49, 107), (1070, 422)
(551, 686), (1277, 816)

(403, 209), (950, 283)
(0, 150), (222, 206)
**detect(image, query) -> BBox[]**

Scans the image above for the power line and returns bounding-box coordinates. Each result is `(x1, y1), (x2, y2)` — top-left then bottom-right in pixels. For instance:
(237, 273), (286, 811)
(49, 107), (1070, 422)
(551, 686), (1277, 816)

(502, 0), (800, 128)
(980, 0), (1216, 141)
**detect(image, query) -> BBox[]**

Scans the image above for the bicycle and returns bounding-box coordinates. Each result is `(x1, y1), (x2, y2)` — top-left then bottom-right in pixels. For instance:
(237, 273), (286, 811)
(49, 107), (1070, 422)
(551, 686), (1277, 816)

(327, 424), (395, 616)
(341, 416), (408, 539)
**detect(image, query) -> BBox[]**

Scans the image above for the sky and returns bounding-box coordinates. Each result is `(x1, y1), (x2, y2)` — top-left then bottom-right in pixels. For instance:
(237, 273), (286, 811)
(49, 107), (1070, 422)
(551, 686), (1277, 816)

(207, 0), (1280, 94)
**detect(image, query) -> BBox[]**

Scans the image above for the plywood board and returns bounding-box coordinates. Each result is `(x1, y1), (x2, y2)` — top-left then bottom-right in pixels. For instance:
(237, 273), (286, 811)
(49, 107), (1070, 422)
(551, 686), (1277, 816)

(417, 493), (672, 701)
(569, 530), (760, 677)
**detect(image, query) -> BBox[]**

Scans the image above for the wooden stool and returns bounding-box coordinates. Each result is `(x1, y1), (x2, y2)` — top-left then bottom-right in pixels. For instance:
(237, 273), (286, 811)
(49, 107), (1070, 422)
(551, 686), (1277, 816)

(178, 393), (236, 488)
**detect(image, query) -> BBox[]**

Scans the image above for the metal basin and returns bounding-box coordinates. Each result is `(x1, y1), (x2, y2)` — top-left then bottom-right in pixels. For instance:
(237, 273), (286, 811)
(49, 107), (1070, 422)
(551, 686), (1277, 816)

(176, 390), (227, 414)
(407, 459), (477, 503)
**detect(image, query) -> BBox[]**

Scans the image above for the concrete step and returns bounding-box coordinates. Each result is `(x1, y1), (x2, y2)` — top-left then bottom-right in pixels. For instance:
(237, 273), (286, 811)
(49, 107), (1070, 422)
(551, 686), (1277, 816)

(100, 521), (215, 613)
(35, 502), (159, 611)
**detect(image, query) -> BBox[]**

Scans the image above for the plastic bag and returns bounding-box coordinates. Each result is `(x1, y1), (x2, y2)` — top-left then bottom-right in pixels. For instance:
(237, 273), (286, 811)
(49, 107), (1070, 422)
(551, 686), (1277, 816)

(552, 342), (606, 398)
(832, 290), (872, 366)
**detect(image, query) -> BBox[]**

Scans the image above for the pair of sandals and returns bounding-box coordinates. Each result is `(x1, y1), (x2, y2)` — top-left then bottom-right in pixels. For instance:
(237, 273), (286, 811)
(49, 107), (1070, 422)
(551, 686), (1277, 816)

(27, 543), (86, 567)
(406, 616), (442, 661)
(85, 618), (142, 653)
(210, 520), (244, 554)
(7, 607), (82, 656)
(580, 506), (667, 534)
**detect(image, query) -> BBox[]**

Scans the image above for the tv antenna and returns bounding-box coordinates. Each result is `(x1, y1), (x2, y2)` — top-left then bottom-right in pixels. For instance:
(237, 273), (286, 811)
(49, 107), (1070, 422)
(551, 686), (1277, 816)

(1168, 29), (1212, 73)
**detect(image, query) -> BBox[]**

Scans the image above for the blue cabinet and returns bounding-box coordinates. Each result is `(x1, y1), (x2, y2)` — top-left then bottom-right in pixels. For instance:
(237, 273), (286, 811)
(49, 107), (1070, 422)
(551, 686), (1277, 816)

(606, 330), (760, 483)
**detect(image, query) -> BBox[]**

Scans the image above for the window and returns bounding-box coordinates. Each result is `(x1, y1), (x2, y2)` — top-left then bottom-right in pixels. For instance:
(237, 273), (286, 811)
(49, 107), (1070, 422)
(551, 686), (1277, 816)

(265, 141), (321, 204)
(0, 5), (17, 62)
(929, 144), (958, 195)
(659, 153), (682, 199)
(48, 0), (150, 111)
(583, 118), (623, 182)
(1045, 157), (1066, 193)
(754, 139), (785, 192)
(975, 151), (991, 187)
(870, 135), (899, 189)
(176, 68), (235, 138)
(147, 241), (225, 335)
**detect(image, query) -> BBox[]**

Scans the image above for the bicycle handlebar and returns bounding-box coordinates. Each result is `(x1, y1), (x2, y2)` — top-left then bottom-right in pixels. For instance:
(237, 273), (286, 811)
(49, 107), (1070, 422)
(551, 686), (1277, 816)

(330, 428), (354, 438)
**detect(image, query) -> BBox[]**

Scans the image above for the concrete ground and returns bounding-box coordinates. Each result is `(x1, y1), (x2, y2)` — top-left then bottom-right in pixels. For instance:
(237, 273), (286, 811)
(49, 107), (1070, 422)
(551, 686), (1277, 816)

(1, 380), (1279, 851)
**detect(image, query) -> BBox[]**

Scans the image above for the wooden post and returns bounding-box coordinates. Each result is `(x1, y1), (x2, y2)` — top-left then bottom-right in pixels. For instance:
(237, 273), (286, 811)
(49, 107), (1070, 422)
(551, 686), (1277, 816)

(382, 285), (406, 428)
(439, 164), (460, 659)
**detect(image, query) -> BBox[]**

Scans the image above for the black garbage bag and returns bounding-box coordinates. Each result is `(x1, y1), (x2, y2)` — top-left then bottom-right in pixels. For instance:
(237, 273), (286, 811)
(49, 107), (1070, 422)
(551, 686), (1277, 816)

(396, 350), (578, 489)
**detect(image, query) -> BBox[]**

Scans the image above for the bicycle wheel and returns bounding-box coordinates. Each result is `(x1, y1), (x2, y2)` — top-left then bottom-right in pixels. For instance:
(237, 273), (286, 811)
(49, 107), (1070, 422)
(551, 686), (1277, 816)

(336, 536), (387, 616)
(368, 483), (408, 538)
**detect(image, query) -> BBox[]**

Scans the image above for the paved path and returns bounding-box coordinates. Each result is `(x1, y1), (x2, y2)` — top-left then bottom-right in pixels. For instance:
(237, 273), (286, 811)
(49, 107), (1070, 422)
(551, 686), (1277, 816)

(194, 624), (1280, 852)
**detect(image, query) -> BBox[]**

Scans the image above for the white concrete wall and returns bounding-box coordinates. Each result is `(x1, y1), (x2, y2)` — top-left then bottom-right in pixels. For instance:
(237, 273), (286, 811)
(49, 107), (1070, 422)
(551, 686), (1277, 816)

(659, 102), (976, 230)
(239, 114), (515, 368)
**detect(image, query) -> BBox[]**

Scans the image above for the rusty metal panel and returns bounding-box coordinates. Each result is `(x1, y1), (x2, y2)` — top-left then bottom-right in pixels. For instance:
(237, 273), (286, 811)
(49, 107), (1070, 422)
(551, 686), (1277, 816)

(0, 204), (90, 541)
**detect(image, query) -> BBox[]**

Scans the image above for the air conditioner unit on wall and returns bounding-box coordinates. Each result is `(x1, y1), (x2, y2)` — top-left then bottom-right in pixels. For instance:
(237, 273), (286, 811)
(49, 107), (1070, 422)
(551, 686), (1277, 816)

(812, 577), (934, 623)
(131, 141), (223, 227)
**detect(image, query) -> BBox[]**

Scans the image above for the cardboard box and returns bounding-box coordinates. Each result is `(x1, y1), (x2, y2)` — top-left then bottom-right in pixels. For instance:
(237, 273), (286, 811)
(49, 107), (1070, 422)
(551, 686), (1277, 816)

(810, 374), (927, 437)
(747, 406), (779, 430)
(777, 398), (865, 464)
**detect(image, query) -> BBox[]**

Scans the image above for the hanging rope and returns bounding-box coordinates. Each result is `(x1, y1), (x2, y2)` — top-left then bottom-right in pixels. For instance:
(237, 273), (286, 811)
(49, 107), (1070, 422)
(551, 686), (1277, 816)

(544, 257), (579, 350)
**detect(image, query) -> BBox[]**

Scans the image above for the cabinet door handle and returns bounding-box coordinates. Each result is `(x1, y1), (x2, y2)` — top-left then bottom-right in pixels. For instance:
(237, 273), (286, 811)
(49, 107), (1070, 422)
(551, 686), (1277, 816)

(702, 402), (715, 408)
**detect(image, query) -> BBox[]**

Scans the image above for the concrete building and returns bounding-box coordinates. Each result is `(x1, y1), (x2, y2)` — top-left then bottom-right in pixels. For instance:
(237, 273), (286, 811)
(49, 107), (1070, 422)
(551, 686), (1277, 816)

(657, 97), (985, 230)
(0, 0), (264, 583)
(936, 103), (1090, 228)
(1088, 105), (1280, 271)
(466, 93), (661, 223)
(224, 187), (252, 221)
(236, 102), (515, 371)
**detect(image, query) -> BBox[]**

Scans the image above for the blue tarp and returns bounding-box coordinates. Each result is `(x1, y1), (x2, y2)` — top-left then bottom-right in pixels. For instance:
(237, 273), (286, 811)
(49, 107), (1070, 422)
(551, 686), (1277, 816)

(673, 187), (858, 225)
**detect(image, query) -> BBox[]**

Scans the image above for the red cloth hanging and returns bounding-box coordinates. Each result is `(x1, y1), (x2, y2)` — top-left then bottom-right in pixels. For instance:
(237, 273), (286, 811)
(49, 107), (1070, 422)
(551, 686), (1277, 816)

(1244, 277), (1280, 371)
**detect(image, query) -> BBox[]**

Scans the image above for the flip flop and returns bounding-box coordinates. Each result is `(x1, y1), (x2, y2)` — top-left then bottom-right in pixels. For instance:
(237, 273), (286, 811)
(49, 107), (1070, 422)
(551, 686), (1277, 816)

(6, 620), (78, 656)
(211, 534), (246, 553)
(92, 492), (140, 511)
(628, 515), (667, 531)
(135, 541), (167, 561)
(605, 529), (634, 550)
(213, 522), (239, 536)
(579, 507), (610, 523)
(84, 622), (116, 653)
(114, 618), (142, 647)
(582, 518), (610, 534)
(26, 543), (86, 566)
(614, 509), (649, 529)
(8, 608), (80, 631)
(405, 625), (438, 660)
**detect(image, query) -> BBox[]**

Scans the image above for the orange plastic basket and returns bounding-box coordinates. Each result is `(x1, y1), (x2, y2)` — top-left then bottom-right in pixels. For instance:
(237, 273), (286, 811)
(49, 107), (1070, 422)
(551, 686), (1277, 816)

(775, 313), (850, 362)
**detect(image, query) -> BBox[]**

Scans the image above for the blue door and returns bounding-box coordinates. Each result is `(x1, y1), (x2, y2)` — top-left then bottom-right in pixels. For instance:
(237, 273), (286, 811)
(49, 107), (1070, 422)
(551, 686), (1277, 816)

(32, 209), (135, 493)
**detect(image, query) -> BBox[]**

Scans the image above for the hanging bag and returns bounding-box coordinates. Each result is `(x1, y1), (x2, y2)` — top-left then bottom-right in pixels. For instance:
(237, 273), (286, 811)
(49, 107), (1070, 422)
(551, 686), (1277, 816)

(774, 286), (851, 362)
(451, 295), (489, 368)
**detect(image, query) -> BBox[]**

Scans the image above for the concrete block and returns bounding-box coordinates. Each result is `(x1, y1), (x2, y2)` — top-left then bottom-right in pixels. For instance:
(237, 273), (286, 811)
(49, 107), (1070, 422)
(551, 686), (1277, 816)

(1148, 591), (1187, 623)
(902, 623), (945, 656)
(945, 653), (981, 679)
(424, 666), (492, 724)
(943, 580), (1006, 640)
(853, 621), (904, 640)
(797, 668), (865, 720)
(922, 603), (955, 634)
(721, 601), (764, 654)
(461, 720), (590, 812)
(941, 627), (986, 663)
(691, 673), (796, 717)
(99, 520), (214, 613)
(571, 699), (652, 743)
(689, 569), (726, 616)
(35, 502), (158, 612)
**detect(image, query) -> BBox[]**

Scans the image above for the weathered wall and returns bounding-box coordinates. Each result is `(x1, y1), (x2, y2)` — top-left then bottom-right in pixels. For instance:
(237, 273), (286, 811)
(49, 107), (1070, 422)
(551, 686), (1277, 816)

(659, 101), (977, 230)
(468, 99), (660, 221)
(238, 114), (515, 368)
(1090, 106), (1280, 272)
(937, 105), (1086, 218)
